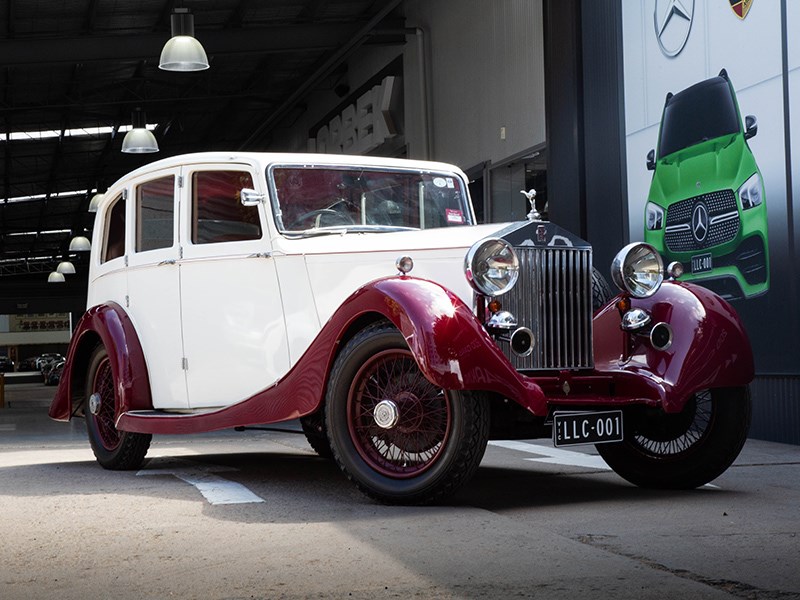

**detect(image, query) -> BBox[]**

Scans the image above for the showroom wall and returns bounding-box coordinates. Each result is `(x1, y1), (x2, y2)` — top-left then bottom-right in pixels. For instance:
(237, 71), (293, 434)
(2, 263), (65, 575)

(402, 0), (545, 171)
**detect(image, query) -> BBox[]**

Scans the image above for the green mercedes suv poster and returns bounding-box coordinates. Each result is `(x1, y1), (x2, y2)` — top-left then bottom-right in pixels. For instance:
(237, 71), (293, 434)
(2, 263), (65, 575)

(644, 69), (769, 300)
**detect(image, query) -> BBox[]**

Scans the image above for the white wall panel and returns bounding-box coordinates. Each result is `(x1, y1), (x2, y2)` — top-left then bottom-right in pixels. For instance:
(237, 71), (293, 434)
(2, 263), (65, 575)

(404, 0), (545, 168)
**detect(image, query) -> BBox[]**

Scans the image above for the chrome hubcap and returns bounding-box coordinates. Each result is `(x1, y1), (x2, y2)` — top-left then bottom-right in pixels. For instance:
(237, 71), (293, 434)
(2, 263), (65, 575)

(88, 392), (102, 416)
(373, 399), (400, 429)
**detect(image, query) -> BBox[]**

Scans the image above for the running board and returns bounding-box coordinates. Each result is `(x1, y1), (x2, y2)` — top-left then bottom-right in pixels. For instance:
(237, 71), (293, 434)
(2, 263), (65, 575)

(115, 387), (316, 436)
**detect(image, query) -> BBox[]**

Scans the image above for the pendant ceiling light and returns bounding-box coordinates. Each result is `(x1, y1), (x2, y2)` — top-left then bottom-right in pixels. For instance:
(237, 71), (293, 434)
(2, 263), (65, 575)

(88, 192), (104, 212)
(159, 8), (210, 72)
(69, 235), (92, 252)
(122, 109), (159, 154)
(48, 271), (66, 283)
(56, 260), (76, 275)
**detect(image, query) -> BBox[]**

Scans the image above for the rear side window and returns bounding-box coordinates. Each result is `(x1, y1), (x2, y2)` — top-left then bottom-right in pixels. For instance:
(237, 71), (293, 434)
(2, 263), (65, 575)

(136, 176), (175, 252)
(192, 171), (261, 244)
(102, 194), (126, 263)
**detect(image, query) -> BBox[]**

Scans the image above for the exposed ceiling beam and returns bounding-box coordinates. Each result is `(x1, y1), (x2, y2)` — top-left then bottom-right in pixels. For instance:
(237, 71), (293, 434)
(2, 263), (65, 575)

(297, 0), (332, 22)
(0, 90), (277, 116)
(84, 0), (100, 34)
(0, 22), (366, 66)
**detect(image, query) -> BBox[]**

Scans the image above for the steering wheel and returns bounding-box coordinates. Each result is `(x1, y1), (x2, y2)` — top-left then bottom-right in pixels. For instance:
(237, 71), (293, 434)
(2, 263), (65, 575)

(288, 208), (355, 229)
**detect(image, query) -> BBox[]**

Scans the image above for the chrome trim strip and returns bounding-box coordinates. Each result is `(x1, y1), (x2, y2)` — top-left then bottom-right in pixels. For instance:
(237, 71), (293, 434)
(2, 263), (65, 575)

(709, 211), (739, 225)
(665, 223), (691, 233)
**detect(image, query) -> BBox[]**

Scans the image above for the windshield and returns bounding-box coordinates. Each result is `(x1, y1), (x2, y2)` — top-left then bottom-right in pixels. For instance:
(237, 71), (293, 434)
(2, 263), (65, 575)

(269, 165), (472, 234)
(658, 77), (741, 158)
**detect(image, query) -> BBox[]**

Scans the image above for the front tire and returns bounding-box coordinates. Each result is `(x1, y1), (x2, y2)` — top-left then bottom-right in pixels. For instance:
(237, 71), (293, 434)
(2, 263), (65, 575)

(326, 322), (489, 504)
(597, 387), (751, 489)
(85, 345), (152, 470)
(591, 267), (614, 311)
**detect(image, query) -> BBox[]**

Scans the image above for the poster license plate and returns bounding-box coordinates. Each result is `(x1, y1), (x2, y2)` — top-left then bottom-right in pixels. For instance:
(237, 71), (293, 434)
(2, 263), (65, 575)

(553, 410), (624, 447)
(691, 253), (713, 274)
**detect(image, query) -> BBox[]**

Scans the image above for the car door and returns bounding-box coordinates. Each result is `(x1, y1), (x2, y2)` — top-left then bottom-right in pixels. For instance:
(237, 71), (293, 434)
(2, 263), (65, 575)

(178, 164), (290, 409)
(125, 168), (189, 409)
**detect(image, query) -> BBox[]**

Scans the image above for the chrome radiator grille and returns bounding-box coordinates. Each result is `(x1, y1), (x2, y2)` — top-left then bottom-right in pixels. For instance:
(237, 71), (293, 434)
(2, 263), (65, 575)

(499, 246), (594, 370)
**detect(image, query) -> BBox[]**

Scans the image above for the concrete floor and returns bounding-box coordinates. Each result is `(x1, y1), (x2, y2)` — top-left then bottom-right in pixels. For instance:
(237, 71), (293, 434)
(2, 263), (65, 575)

(1, 382), (799, 600)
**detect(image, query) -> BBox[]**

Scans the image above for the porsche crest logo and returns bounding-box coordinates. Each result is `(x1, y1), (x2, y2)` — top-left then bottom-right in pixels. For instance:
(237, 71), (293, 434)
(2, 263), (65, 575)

(729, 0), (753, 19)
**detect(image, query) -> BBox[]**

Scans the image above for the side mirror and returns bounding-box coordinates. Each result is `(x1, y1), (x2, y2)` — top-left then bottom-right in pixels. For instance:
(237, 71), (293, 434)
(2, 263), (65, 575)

(646, 149), (656, 171)
(240, 188), (265, 206)
(744, 115), (758, 140)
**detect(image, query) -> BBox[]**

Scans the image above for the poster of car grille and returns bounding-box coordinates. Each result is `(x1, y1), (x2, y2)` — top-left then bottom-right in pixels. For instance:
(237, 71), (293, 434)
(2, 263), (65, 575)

(621, 0), (799, 375)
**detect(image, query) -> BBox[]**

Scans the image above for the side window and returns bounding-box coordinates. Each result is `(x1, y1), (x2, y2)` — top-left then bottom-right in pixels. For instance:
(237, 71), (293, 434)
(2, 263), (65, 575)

(136, 175), (175, 252)
(102, 193), (126, 263)
(192, 171), (261, 244)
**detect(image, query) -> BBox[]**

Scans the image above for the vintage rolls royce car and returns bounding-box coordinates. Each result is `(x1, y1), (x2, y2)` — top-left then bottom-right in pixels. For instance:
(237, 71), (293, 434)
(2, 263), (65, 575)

(49, 152), (753, 504)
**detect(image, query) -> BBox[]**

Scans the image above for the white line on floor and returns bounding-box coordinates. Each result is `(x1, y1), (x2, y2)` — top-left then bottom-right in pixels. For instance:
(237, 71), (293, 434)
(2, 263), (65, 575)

(137, 460), (265, 505)
(490, 440), (722, 488)
(490, 440), (611, 470)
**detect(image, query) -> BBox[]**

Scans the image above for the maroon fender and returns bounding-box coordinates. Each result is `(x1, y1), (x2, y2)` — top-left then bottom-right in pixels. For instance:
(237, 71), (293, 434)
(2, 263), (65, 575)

(353, 276), (545, 410)
(116, 276), (547, 435)
(592, 281), (754, 413)
(49, 302), (153, 422)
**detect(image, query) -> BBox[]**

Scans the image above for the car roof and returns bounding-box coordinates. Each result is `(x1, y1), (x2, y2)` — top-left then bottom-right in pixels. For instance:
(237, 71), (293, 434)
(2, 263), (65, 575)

(106, 152), (466, 186)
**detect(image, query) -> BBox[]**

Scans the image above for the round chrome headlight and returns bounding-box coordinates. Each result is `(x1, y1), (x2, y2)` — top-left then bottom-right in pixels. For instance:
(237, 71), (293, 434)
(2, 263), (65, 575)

(611, 243), (664, 298)
(465, 238), (519, 296)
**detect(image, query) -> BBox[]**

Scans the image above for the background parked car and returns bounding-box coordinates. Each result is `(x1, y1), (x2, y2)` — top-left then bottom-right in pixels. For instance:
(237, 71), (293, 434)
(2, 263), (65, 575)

(36, 353), (63, 370)
(39, 354), (64, 381)
(0, 356), (14, 373)
(44, 360), (65, 386)
(17, 356), (40, 372)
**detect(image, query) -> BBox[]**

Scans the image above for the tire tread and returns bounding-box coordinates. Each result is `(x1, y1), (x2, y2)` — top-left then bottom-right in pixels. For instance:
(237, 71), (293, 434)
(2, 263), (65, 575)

(327, 321), (489, 505)
(597, 386), (751, 489)
(85, 345), (151, 471)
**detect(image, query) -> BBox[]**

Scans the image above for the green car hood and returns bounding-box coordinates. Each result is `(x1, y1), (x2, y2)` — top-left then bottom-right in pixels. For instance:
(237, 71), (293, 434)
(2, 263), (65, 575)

(649, 134), (756, 204)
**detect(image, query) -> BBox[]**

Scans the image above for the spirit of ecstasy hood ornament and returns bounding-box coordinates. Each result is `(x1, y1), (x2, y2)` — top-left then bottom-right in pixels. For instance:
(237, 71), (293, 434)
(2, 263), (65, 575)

(521, 189), (541, 222)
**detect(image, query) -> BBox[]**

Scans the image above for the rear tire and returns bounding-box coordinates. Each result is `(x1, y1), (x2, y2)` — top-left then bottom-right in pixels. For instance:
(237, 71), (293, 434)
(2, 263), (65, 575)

(85, 345), (151, 470)
(326, 322), (489, 504)
(597, 387), (751, 489)
(300, 411), (333, 458)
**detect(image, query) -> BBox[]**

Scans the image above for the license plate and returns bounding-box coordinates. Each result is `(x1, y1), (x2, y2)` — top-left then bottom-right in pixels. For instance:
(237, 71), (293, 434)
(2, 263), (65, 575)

(553, 410), (624, 447)
(691, 253), (713, 274)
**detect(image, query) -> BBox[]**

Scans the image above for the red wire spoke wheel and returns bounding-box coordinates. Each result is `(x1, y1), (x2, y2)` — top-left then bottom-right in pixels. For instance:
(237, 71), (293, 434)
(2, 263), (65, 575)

(89, 355), (122, 451)
(347, 348), (452, 479)
(84, 345), (151, 470)
(326, 322), (489, 505)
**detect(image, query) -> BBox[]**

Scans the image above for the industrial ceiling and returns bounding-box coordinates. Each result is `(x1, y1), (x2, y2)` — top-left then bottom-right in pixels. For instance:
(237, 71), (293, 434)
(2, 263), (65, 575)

(0, 0), (405, 311)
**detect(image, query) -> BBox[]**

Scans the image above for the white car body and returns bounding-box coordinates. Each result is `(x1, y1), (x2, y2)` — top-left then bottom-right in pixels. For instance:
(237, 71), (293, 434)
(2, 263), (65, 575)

(88, 152), (501, 411)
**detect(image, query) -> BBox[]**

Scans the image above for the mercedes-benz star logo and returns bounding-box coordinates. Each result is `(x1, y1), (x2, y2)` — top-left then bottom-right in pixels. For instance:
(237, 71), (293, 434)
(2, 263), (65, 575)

(692, 203), (709, 244)
(654, 0), (695, 58)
